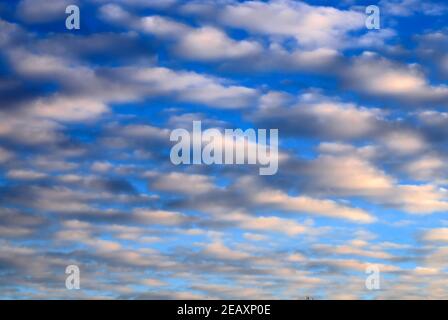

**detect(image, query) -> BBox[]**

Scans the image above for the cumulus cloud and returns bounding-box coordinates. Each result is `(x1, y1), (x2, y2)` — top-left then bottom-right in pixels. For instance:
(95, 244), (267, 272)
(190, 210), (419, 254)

(380, 130), (428, 155)
(344, 52), (448, 103)
(142, 16), (262, 60)
(223, 212), (308, 236)
(422, 228), (448, 242)
(174, 26), (262, 61)
(10, 50), (258, 113)
(17, 0), (77, 23)
(202, 241), (251, 260)
(235, 176), (375, 223)
(6, 170), (47, 180)
(133, 209), (192, 226)
(252, 92), (384, 140)
(219, 0), (365, 50)
(253, 188), (375, 223)
(102, 7), (262, 61)
(379, 0), (448, 17)
(416, 32), (448, 79)
(299, 154), (395, 197)
(149, 172), (216, 195)
(402, 154), (445, 180)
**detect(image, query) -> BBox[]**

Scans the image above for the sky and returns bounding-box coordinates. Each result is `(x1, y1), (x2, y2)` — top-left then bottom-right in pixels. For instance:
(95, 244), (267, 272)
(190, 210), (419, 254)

(1, 0), (448, 299)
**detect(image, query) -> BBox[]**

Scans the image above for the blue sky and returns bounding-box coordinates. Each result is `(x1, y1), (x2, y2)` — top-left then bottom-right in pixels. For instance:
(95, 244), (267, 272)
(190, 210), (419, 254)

(1, 0), (448, 299)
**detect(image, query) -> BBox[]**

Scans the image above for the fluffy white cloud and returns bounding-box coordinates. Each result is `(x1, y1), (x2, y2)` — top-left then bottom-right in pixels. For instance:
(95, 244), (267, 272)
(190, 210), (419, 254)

(380, 130), (428, 155)
(224, 212), (307, 236)
(422, 228), (448, 242)
(17, 0), (77, 23)
(133, 209), (191, 226)
(103, 9), (262, 61)
(379, 0), (448, 16)
(175, 26), (262, 61)
(30, 96), (108, 122)
(345, 52), (448, 102)
(302, 154), (395, 196)
(219, 0), (365, 50)
(294, 146), (448, 215)
(150, 172), (216, 195)
(0, 112), (63, 145)
(133, 67), (258, 108)
(390, 185), (448, 214)
(202, 241), (251, 260)
(6, 170), (47, 180)
(402, 154), (445, 180)
(253, 189), (375, 223)
(253, 92), (383, 140)
(8, 49), (259, 117)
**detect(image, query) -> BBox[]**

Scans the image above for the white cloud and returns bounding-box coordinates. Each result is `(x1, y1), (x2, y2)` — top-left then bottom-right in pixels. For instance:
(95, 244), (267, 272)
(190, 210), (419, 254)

(302, 154), (395, 196)
(6, 170), (47, 180)
(91, 161), (114, 173)
(295, 149), (448, 214)
(202, 241), (250, 260)
(313, 243), (394, 260)
(422, 228), (448, 242)
(9, 49), (259, 116)
(133, 209), (191, 226)
(345, 52), (448, 102)
(131, 67), (259, 108)
(104, 10), (262, 61)
(140, 15), (191, 36)
(150, 172), (216, 195)
(379, 0), (448, 17)
(224, 212), (307, 236)
(175, 26), (262, 61)
(17, 0), (76, 23)
(380, 130), (427, 155)
(391, 185), (448, 214)
(219, 0), (365, 50)
(253, 92), (383, 140)
(30, 96), (108, 122)
(253, 189), (375, 223)
(0, 112), (63, 145)
(402, 154), (445, 180)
